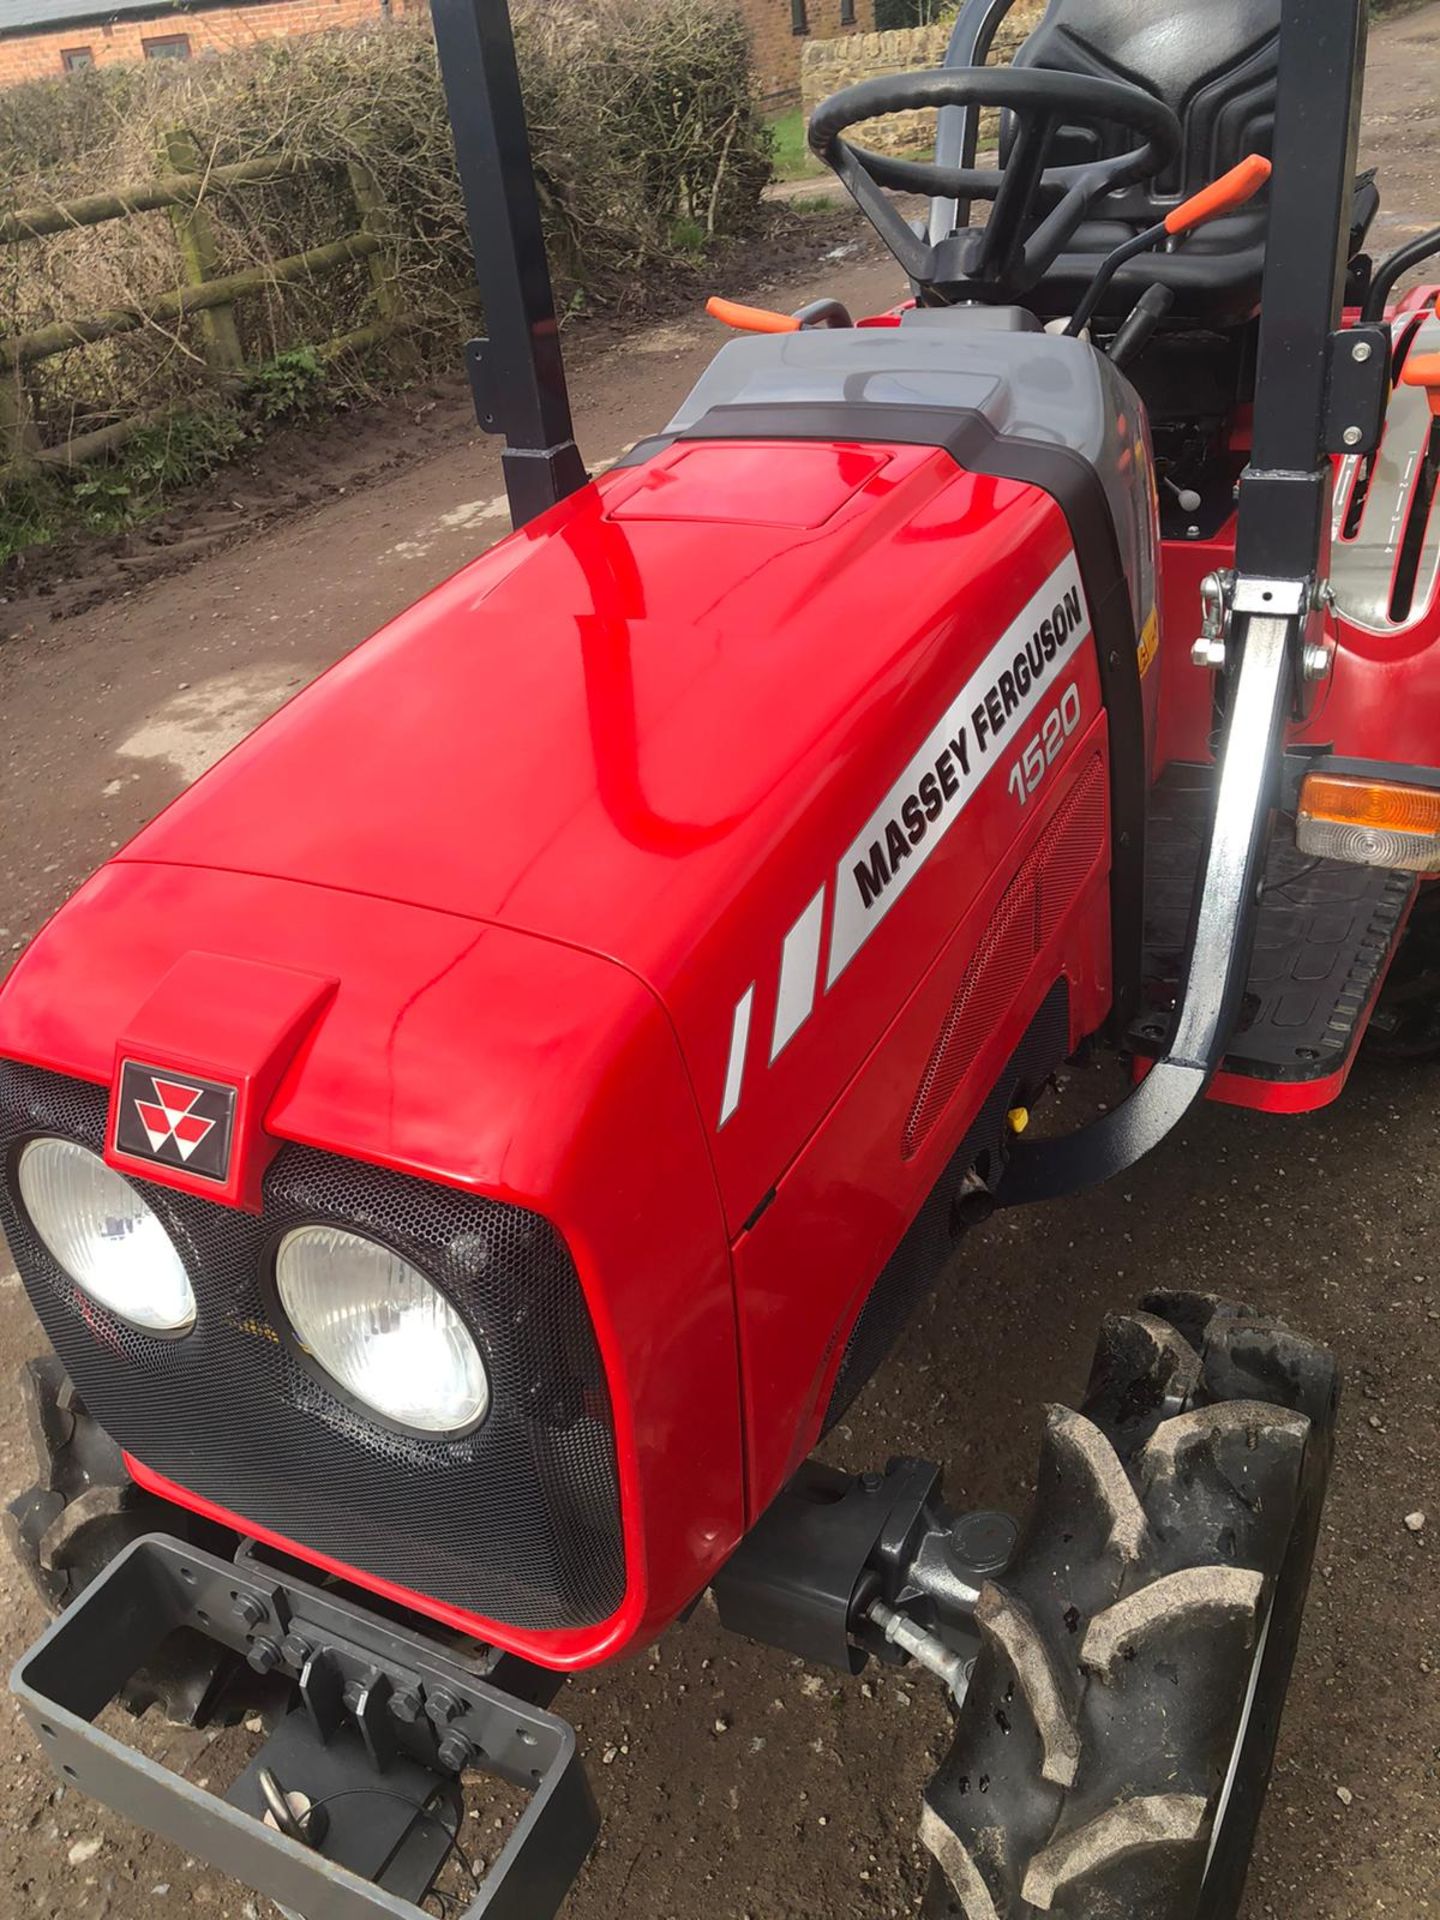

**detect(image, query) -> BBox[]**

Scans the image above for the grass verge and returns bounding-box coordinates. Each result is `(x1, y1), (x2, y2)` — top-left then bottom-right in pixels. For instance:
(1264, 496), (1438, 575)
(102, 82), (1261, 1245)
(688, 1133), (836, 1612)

(767, 107), (825, 182)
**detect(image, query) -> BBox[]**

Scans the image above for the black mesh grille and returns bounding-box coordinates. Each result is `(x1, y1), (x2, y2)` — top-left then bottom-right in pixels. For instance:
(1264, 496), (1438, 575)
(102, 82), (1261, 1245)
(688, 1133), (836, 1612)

(0, 1061), (624, 1633)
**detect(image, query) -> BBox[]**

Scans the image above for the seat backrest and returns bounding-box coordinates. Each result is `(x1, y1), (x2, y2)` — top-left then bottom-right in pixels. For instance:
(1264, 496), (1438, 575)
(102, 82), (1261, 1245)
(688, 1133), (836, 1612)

(1010, 0), (1280, 205)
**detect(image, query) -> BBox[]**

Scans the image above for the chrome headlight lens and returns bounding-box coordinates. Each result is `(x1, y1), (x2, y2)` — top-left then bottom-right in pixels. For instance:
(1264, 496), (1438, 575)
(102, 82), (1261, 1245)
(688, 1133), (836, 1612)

(17, 1137), (196, 1334)
(275, 1225), (489, 1434)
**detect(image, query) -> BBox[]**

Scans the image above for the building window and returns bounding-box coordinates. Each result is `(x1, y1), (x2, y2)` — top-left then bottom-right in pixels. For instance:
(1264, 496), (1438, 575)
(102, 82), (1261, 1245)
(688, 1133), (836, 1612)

(791, 0), (809, 34)
(840, 0), (856, 20)
(61, 46), (94, 71)
(142, 34), (192, 60)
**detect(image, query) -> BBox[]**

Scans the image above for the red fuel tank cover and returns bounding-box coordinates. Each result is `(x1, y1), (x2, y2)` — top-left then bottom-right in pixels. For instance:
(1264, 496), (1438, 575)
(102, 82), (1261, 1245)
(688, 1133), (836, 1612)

(104, 951), (336, 1212)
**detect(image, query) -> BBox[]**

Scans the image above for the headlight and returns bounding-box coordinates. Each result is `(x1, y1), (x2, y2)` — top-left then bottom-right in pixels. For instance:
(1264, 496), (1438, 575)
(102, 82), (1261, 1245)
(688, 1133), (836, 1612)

(17, 1137), (196, 1334)
(275, 1225), (489, 1434)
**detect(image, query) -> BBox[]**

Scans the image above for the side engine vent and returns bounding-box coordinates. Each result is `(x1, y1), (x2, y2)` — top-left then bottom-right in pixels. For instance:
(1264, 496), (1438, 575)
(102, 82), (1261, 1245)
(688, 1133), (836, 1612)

(826, 982), (1070, 1427)
(903, 751), (1106, 1161)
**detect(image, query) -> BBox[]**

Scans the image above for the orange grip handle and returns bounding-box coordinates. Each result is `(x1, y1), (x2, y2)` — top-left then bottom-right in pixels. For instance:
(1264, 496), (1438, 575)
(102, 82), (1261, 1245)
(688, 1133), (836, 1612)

(1164, 153), (1272, 236)
(705, 296), (800, 334)
(1401, 351), (1440, 415)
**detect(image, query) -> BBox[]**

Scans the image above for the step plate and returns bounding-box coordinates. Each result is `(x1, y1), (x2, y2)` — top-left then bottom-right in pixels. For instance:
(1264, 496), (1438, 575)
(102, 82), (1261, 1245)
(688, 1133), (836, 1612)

(1131, 765), (1415, 1084)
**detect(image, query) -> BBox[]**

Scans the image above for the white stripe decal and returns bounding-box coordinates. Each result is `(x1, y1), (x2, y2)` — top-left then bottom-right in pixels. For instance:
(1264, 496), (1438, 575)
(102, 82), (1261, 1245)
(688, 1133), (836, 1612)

(719, 983), (754, 1126)
(827, 551), (1090, 985)
(771, 886), (827, 1061)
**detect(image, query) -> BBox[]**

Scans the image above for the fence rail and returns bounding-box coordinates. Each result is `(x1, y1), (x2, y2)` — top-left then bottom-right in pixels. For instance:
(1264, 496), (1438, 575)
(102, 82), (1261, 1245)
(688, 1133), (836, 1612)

(0, 153), (308, 246)
(1, 135), (400, 481)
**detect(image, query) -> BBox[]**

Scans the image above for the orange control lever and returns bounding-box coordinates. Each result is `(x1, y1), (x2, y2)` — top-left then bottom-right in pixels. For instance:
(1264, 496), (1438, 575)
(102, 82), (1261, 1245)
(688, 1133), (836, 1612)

(1400, 351), (1440, 416)
(1164, 154), (1273, 237)
(705, 296), (801, 334)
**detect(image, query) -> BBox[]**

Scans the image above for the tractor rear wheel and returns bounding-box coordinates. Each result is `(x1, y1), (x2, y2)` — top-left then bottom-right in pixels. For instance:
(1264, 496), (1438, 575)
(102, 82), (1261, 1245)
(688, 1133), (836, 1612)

(921, 1291), (1337, 1920)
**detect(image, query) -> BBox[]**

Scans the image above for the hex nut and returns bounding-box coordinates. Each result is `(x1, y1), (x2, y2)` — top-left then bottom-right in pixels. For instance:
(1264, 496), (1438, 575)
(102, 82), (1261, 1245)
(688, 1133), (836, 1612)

(390, 1686), (425, 1725)
(247, 1636), (283, 1676)
(280, 1634), (314, 1668)
(425, 1686), (464, 1727)
(232, 1593), (267, 1630)
(437, 1730), (476, 1773)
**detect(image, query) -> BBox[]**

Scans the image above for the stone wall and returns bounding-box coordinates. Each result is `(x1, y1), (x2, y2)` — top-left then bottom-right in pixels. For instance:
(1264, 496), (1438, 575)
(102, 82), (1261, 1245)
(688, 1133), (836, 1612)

(800, 1), (1043, 154)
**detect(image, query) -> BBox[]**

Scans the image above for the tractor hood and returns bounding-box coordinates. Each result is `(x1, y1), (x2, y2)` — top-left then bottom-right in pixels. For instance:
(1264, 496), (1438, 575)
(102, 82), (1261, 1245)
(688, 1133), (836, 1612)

(120, 440), (1034, 973)
(0, 860), (713, 1215)
(4, 428), (1086, 1229)
(116, 440), (1057, 985)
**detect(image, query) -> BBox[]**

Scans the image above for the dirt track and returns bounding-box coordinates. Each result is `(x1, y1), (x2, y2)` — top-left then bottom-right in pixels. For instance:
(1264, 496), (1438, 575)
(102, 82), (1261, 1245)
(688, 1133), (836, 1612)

(2, 10), (1439, 1917)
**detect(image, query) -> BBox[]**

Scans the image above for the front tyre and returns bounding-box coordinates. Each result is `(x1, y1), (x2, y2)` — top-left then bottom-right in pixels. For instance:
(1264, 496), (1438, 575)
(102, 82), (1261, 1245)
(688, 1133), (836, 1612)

(5, 1353), (249, 1727)
(922, 1292), (1337, 1919)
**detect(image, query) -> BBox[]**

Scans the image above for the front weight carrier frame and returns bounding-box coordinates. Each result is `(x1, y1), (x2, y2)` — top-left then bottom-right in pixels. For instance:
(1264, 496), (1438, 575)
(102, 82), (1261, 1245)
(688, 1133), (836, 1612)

(11, 1534), (598, 1920)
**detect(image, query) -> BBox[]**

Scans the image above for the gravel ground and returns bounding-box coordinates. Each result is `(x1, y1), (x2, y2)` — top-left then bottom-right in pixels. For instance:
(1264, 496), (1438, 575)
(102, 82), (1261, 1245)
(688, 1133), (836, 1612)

(1, 10), (1438, 1917)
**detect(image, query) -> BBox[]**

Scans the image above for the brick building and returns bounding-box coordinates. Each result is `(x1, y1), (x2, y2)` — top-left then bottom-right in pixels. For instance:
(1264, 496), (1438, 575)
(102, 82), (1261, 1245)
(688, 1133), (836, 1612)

(0, 0), (430, 90)
(740, 0), (875, 108)
(0, 0), (869, 108)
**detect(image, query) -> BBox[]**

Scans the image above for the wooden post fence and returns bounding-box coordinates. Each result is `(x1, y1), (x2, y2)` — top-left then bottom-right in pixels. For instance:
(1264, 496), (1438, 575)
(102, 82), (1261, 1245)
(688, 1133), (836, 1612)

(1, 139), (404, 482)
(163, 128), (246, 375)
(0, 375), (40, 476)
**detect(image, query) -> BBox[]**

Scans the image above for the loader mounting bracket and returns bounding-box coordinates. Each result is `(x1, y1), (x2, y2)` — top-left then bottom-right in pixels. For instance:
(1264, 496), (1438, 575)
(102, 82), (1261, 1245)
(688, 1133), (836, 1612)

(710, 1457), (1017, 1675)
(1322, 323), (1390, 456)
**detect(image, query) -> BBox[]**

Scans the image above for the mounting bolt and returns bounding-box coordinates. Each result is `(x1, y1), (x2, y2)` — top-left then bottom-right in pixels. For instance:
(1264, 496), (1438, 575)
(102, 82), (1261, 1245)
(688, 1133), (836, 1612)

(867, 1600), (969, 1705)
(280, 1633), (314, 1669)
(425, 1686), (464, 1727)
(1302, 641), (1332, 682)
(1351, 339), (1373, 363)
(436, 1730), (476, 1774)
(1342, 425), (1364, 447)
(390, 1685), (425, 1725)
(247, 1636), (283, 1677)
(232, 1593), (267, 1630)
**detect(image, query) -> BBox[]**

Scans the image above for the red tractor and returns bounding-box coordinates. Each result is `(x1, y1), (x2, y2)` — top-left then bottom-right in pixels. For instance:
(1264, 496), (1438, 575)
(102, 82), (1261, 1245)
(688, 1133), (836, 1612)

(4, 0), (1438, 1912)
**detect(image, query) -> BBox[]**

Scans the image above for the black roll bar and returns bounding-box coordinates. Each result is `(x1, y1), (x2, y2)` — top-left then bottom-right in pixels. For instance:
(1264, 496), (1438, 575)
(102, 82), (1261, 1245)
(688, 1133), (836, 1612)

(429, 0), (587, 530)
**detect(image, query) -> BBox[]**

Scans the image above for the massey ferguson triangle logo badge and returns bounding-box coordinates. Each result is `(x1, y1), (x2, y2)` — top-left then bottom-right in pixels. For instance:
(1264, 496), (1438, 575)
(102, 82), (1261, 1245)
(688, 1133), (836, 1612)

(114, 1061), (237, 1183)
(135, 1078), (215, 1160)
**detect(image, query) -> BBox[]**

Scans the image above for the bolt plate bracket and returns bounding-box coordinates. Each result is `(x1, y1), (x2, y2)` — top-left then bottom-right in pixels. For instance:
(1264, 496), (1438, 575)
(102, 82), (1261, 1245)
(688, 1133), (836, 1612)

(1321, 324), (1390, 456)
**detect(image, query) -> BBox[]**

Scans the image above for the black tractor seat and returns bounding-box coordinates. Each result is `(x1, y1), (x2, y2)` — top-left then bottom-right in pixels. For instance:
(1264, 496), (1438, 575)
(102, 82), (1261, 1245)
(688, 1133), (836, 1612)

(1030, 182), (1378, 329)
(938, 0), (1376, 326)
(1035, 211), (1271, 329)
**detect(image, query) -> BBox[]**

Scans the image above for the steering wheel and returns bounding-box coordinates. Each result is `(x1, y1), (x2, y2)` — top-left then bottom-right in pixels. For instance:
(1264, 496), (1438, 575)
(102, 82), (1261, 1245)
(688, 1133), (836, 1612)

(808, 67), (1182, 297)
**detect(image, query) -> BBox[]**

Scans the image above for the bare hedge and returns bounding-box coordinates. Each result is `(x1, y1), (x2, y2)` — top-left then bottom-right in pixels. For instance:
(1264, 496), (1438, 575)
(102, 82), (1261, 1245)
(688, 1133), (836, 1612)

(0, 0), (771, 450)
